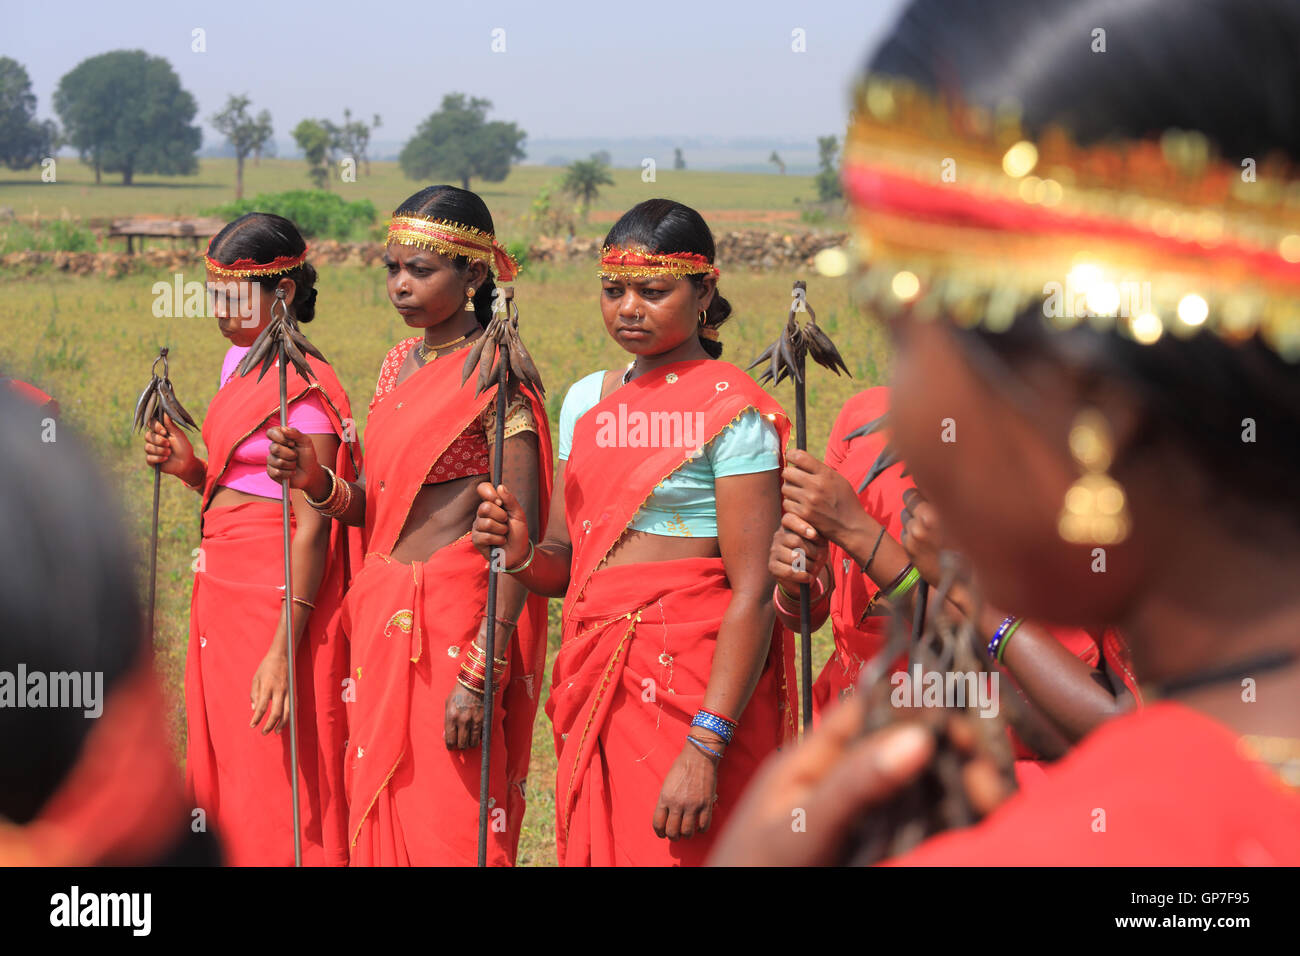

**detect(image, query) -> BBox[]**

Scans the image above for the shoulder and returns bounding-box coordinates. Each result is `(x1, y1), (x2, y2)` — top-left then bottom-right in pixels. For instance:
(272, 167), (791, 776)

(561, 370), (608, 419)
(832, 387), (890, 445)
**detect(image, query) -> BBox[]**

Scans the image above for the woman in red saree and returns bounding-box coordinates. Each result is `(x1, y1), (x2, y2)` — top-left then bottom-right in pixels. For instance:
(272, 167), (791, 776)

(709, 0), (1300, 865)
(473, 199), (796, 866)
(144, 213), (359, 866)
(268, 186), (551, 866)
(771, 385), (1141, 784)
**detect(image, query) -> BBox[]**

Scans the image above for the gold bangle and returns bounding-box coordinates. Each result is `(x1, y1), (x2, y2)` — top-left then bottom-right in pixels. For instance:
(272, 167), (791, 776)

(504, 539), (535, 574)
(305, 466), (337, 508)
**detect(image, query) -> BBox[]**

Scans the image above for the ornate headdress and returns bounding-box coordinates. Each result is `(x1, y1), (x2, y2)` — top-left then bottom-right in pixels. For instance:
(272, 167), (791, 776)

(841, 75), (1300, 361)
(597, 246), (721, 281)
(205, 244), (309, 280)
(386, 216), (519, 282)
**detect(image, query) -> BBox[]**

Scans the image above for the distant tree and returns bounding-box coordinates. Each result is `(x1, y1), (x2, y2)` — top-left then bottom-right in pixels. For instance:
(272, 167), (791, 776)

(251, 112), (275, 166)
(591, 149), (612, 166)
(211, 94), (273, 200)
(815, 135), (843, 201)
(561, 153), (615, 220)
(0, 58), (56, 170)
(769, 150), (786, 175)
(292, 119), (332, 189)
(53, 50), (200, 185)
(400, 93), (525, 190)
(673, 147), (686, 170)
(331, 109), (382, 175)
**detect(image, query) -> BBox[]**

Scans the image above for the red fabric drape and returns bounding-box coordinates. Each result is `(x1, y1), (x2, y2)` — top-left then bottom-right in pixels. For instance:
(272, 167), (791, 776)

(188, 355), (360, 866)
(889, 702), (1300, 865)
(549, 360), (796, 865)
(344, 348), (552, 865)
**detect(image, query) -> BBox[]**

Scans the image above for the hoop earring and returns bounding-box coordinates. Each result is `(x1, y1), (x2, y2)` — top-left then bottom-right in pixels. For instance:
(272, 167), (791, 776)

(465, 288), (476, 310)
(1057, 407), (1130, 545)
(698, 309), (707, 327)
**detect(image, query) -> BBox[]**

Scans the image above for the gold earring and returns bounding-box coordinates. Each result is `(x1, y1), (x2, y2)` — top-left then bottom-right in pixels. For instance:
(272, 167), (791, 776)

(698, 309), (707, 326)
(1058, 408), (1130, 545)
(465, 288), (476, 309)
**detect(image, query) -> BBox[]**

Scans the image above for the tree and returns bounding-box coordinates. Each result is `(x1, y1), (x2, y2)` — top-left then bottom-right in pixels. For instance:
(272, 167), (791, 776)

(292, 119), (332, 189)
(561, 154), (615, 220)
(769, 150), (786, 175)
(251, 111), (274, 166)
(53, 50), (200, 185)
(0, 58), (56, 170)
(399, 93), (525, 190)
(815, 135), (843, 201)
(331, 109), (381, 175)
(211, 94), (273, 200)
(673, 147), (686, 170)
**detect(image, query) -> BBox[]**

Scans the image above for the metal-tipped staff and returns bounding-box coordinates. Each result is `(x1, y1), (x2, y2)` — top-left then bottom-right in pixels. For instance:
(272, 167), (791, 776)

(460, 286), (545, 867)
(235, 288), (326, 868)
(748, 280), (851, 733)
(133, 348), (198, 646)
(854, 415), (929, 643)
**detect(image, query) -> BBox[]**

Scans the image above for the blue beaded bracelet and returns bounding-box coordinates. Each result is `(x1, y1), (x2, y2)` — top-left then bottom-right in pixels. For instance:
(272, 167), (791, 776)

(691, 710), (736, 744)
(987, 615), (1020, 662)
(686, 735), (724, 761)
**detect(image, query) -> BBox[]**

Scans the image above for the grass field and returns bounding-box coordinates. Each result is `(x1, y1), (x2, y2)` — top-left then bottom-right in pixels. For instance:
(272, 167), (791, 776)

(1, 195), (884, 863)
(0, 157), (845, 242)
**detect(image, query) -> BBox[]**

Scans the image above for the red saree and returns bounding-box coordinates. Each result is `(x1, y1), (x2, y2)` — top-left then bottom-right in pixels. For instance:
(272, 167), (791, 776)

(890, 702), (1300, 865)
(188, 355), (360, 866)
(342, 349), (552, 866)
(548, 359), (797, 866)
(0, 660), (188, 866)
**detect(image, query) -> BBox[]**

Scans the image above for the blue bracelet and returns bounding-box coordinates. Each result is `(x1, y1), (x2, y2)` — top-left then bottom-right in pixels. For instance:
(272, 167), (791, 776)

(686, 735), (724, 761)
(691, 710), (736, 744)
(987, 614), (1019, 662)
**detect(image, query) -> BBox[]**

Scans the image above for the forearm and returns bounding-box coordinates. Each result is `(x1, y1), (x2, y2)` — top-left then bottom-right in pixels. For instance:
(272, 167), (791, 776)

(304, 463), (367, 527)
(772, 566), (833, 632)
(513, 538), (572, 598)
(178, 455), (207, 491)
(269, 524), (329, 654)
(702, 592), (776, 723)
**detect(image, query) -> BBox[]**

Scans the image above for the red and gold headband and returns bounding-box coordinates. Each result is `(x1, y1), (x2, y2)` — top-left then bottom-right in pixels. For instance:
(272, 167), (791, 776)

(840, 75), (1300, 361)
(204, 247), (309, 280)
(597, 246), (721, 281)
(386, 216), (519, 282)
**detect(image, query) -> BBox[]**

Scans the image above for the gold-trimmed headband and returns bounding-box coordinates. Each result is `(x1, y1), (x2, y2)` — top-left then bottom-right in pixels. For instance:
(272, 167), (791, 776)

(386, 215), (519, 281)
(597, 245), (721, 280)
(204, 246), (309, 280)
(841, 74), (1300, 361)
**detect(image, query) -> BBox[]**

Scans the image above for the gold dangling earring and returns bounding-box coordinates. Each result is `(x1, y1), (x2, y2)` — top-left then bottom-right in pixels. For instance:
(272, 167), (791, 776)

(465, 288), (476, 310)
(1058, 408), (1130, 545)
(698, 309), (707, 327)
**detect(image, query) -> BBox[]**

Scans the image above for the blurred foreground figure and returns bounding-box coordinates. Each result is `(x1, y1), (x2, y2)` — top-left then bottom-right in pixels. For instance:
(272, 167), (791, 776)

(712, 0), (1300, 866)
(0, 391), (217, 865)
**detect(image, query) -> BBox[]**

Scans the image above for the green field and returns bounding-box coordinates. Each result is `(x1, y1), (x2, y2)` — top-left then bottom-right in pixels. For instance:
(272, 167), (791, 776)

(0, 157), (844, 242)
(0, 160), (883, 864)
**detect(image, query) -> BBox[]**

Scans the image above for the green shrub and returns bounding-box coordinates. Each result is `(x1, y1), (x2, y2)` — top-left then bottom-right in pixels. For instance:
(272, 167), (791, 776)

(205, 190), (377, 240)
(505, 239), (530, 273)
(0, 219), (99, 254)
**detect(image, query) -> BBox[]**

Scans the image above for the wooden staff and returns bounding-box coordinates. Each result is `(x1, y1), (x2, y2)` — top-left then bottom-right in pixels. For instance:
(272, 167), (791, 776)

(748, 280), (851, 733)
(459, 286), (545, 866)
(235, 287), (329, 867)
(133, 347), (197, 646)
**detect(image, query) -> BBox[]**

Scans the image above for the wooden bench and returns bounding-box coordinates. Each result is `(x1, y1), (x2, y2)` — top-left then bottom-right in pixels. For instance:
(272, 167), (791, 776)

(109, 217), (227, 254)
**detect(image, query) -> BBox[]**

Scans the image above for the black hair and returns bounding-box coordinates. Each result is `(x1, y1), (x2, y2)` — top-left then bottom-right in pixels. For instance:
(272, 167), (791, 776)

(393, 185), (503, 330)
(0, 394), (143, 823)
(868, 0), (1300, 532)
(602, 198), (731, 358)
(208, 212), (319, 322)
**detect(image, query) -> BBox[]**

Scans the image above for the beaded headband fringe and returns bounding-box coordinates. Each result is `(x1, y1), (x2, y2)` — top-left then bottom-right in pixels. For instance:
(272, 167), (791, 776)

(204, 247), (309, 280)
(386, 215), (519, 282)
(842, 75), (1300, 361)
(597, 245), (721, 280)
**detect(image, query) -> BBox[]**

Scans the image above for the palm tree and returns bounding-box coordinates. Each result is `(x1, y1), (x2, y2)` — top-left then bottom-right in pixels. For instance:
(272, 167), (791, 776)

(561, 154), (614, 220)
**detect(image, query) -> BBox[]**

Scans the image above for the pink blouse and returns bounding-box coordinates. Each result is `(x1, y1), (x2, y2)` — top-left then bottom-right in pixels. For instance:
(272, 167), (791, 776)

(216, 345), (335, 500)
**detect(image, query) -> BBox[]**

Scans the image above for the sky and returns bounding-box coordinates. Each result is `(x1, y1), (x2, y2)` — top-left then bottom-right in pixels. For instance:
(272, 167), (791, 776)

(4, 0), (909, 167)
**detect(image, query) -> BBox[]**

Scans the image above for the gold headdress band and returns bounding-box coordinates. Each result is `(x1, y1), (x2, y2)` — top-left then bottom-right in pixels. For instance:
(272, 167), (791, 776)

(205, 247), (309, 280)
(841, 75), (1300, 361)
(386, 216), (519, 282)
(597, 245), (721, 280)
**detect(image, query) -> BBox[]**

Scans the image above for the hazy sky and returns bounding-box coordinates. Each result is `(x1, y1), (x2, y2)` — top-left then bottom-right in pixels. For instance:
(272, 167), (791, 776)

(6, 0), (908, 153)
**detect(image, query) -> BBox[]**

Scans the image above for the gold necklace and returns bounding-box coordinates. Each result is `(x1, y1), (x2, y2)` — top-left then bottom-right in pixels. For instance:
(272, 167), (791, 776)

(417, 330), (472, 363)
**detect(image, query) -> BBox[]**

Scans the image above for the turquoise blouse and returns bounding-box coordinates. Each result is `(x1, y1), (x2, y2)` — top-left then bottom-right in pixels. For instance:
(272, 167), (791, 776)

(558, 370), (781, 537)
